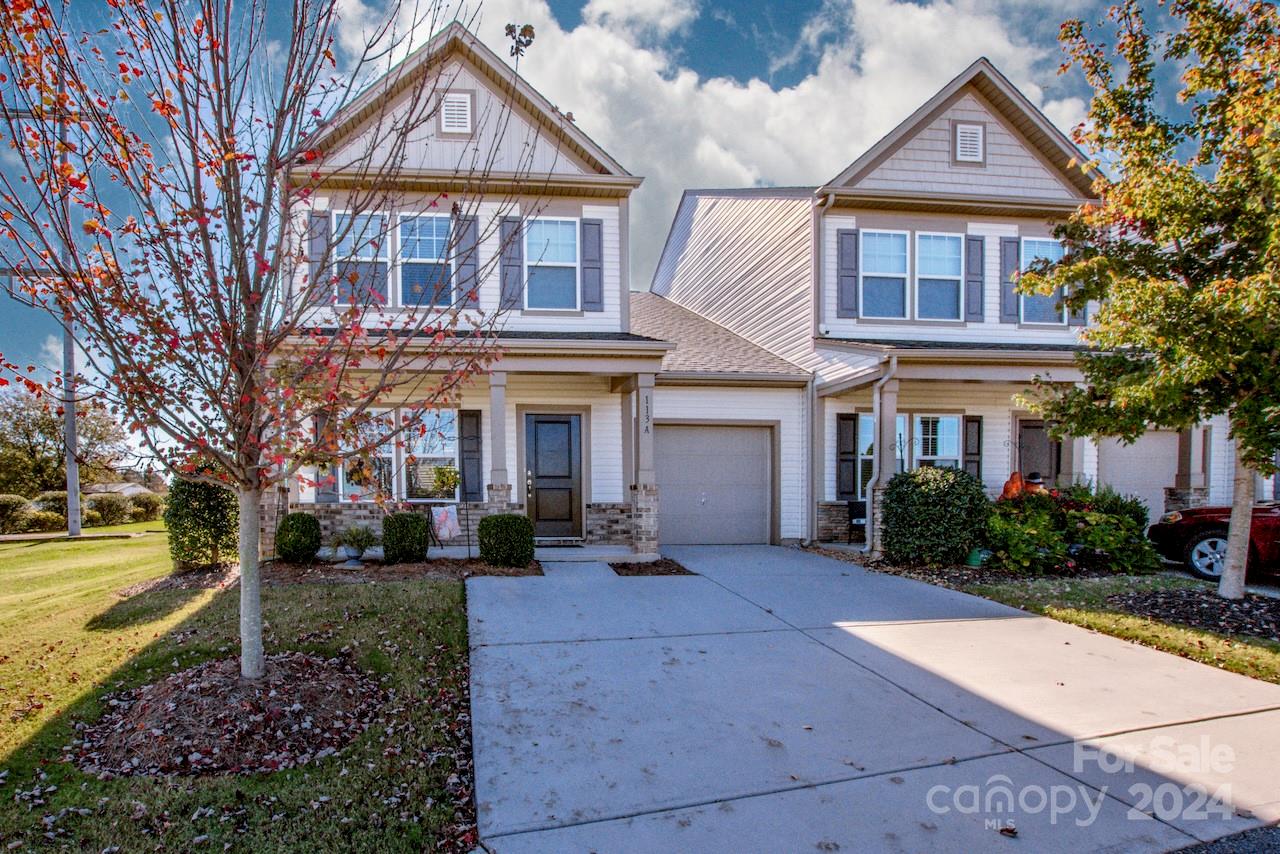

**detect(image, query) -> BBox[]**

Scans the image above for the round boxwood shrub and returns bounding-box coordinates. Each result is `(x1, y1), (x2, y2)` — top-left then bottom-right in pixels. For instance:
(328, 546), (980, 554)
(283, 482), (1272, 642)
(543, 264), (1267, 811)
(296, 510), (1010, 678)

(882, 467), (991, 566)
(382, 512), (431, 565)
(163, 477), (239, 571)
(88, 493), (131, 526)
(34, 490), (80, 518)
(82, 508), (104, 527)
(478, 513), (535, 567)
(275, 512), (321, 564)
(0, 494), (32, 534)
(129, 492), (165, 522)
(25, 510), (65, 532)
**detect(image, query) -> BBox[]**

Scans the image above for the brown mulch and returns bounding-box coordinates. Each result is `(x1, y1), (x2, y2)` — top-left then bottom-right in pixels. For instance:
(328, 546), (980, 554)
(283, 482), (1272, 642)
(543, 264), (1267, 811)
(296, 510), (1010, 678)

(263, 558), (542, 585)
(806, 546), (1118, 591)
(65, 652), (386, 778)
(1105, 587), (1280, 641)
(117, 564), (239, 597)
(609, 557), (695, 576)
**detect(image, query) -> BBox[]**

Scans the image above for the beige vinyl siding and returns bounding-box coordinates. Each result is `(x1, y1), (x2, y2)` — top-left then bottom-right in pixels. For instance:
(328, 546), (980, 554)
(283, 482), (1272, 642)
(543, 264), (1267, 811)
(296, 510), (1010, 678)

(650, 193), (814, 366)
(654, 385), (808, 540)
(851, 92), (1078, 201)
(328, 59), (593, 176)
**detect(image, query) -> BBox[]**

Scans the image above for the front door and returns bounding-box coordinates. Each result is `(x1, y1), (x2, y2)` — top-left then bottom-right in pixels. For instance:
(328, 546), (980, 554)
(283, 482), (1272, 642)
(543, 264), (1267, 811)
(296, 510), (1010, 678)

(1017, 420), (1060, 483)
(525, 414), (582, 538)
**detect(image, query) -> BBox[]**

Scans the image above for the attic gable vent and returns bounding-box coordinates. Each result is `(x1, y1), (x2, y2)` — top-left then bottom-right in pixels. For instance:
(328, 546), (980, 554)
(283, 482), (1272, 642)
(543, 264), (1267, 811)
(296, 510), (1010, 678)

(954, 122), (985, 163)
(440, 91), (472, 134)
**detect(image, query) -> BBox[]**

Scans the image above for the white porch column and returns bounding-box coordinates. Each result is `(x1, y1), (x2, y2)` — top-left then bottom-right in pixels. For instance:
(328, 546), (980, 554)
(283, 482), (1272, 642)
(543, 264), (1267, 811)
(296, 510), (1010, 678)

(635, 373), (656, 486)
(488, 372), (508, 492)
(876, 379), (899, 481)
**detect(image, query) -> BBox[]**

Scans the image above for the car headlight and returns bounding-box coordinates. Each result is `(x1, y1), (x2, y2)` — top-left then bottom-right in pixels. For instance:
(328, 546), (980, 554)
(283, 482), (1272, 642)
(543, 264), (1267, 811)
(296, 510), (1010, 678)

(1159, 511), (1182, 524)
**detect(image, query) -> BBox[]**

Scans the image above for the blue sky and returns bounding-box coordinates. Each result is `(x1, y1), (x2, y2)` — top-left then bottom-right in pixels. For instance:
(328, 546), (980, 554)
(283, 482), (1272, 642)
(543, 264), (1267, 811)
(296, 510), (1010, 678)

(2, 0), (1117, 373)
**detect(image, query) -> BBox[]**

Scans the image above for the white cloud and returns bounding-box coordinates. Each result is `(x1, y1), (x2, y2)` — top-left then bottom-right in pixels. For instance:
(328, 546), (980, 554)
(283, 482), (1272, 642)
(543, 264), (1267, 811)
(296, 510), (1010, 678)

(342, 0), (1090, 287)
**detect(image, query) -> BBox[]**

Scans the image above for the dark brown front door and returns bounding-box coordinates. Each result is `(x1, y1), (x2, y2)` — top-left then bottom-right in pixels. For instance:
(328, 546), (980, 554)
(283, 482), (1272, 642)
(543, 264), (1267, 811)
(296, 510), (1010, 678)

(1018, 420), (1061, 483)
(525, 414), (582, 538)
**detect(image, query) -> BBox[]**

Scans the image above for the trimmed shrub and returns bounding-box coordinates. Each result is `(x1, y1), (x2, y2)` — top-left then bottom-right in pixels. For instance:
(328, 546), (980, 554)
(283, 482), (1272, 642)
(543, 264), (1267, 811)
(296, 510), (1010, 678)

(163, 478), (238, 571)
(25, 510), (65, 532)
(882, 467), (991, 566)
(88, 493), (131, 526)
(129, 492), (165, 522)
(82, 508), (104, 527)
(383, 512), (431, 565)
(0, 494), (32, 534)
(34, 490), (79, 518)
(478, 513), (535, 567)
(275, 512), (321, 564)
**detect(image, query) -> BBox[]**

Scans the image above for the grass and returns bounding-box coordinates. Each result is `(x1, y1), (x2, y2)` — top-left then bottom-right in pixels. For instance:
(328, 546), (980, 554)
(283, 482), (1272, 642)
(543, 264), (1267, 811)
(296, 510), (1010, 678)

(968, 573), (1280, 684)
(0, 527), (472, 851)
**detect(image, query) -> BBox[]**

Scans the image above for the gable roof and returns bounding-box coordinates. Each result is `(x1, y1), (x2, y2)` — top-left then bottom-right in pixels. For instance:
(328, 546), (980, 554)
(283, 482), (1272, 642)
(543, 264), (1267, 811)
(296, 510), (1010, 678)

(820, 57), (1098, 201)
(301, 22), (632, 179)
(630, 292), (809, 382)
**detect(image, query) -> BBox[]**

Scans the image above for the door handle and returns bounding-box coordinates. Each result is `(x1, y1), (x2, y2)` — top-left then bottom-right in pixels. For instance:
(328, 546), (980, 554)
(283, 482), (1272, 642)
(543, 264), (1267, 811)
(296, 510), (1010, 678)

(526, 469), (534, 492)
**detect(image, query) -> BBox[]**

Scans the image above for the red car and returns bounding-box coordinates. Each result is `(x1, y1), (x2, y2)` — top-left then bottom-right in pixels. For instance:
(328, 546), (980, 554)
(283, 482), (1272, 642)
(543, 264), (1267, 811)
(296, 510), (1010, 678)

(1146, 502), (1280, 580)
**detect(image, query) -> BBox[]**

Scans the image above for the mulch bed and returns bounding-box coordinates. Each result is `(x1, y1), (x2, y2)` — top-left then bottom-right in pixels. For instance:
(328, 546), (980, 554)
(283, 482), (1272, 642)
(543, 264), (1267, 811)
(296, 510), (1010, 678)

(609, 557), (694, 576)
(263, 558), (542, 585)
(117, 564), (239, 597)
(807, 546), (1120, 590)
(1105, 586), (1280, 641)
(65, 652), (386, 778)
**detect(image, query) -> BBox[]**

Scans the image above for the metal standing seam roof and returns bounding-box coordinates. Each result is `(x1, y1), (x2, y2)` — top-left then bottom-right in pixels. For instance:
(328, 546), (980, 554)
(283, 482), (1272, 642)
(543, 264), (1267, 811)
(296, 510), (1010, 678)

(630, 291), (809, 376)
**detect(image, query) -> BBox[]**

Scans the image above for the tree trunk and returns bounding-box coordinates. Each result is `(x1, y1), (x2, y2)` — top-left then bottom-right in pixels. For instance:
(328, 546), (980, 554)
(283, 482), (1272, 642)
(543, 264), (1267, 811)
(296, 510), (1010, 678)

(239, 487), (265, 679)
(1217, 444), (1255, 600)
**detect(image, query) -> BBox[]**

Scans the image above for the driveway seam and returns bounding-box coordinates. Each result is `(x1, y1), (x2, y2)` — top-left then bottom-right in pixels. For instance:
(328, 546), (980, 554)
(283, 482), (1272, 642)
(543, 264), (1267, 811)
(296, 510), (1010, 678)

(470, 625), (793, 649)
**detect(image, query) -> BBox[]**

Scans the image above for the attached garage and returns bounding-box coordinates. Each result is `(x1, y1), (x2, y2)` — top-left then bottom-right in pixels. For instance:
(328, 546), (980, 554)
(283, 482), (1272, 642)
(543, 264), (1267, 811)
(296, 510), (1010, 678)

(655, 424), (773, 545)
(1098, 431), (1180, 524)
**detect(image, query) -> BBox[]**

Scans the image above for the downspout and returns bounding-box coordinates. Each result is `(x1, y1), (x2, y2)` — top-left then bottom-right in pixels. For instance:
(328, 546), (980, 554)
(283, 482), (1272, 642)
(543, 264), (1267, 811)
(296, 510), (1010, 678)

(860, 355), (898, 552)
(806, 192), (836, 544)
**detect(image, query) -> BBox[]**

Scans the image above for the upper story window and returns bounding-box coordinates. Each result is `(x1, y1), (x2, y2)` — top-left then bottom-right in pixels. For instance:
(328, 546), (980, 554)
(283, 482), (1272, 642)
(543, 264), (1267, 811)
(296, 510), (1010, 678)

(399, 215), (452, 307)
(1021, 238), (1066, 325)
(915, 233), (963, 321)
(404, 409), (460, 501)
(333, 212), (389, 306)
(953, 122), (985, 164)
(440, 91), (473, 135)
(525, 217), (579, 310)
(913, 415), (961, 468)
(860, 230), (908, 319)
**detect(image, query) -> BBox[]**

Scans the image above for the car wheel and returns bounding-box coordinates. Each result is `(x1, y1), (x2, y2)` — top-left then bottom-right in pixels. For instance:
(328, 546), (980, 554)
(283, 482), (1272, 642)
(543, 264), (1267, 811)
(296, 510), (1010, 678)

(1183, 529), (1229, 581)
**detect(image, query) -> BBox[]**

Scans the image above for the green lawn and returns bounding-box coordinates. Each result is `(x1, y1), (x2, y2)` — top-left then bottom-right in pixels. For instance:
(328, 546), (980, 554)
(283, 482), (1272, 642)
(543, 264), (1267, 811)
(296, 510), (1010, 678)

(0, 528), (472, 851)
(969, 574), (1280, 684)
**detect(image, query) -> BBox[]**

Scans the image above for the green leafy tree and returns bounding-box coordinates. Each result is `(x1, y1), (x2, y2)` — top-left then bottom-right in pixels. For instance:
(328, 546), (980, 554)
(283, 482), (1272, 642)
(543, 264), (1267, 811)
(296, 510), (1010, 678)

(0, 388), (127, 496)
(1024, 0), (1280, 599)
(163, 477), (239, 571)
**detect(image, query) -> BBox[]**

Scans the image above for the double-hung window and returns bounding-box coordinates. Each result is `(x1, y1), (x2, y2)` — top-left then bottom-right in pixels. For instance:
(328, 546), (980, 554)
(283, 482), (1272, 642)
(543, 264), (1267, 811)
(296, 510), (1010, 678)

(915, 233), (963, 320)
(1020, 238), (1066, 324)
(399, 215), (452, 308)
(913, 415), (961, 468)
(340, 410), (395, 501)
(332, 213), (389, 306)
(404, 409), (460, 501)
(848, 413), (906, 499)
(525, 218), (578, 310)
(860, 230), (908, 318)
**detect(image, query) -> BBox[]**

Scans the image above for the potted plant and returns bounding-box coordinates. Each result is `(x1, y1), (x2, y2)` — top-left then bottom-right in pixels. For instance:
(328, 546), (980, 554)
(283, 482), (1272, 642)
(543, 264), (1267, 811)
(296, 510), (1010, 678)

(333, 524), (378, 567)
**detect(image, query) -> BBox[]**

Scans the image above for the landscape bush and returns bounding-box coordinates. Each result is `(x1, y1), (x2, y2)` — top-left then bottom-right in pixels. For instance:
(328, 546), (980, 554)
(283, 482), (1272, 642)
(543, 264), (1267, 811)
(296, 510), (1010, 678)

(478, 513), (535, 567)
(82, 508), (104, 527)
(33, 490), (79, 519)
(129, 492), (165, 522)
(382, 512), (431, 565)
(274, 512), (321, 564)
(986, 506), (1069, 573)
(0, 494), (31, 534)
(163, 478), (238, 570)
(881, 467), (991, 566)
(24, 510), (65, 532)
(87, 494), (131, 526)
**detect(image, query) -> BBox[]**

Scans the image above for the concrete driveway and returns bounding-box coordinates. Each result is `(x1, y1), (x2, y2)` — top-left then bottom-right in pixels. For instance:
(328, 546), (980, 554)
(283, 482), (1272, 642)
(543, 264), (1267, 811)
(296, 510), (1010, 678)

(467, 546), (1280, 852)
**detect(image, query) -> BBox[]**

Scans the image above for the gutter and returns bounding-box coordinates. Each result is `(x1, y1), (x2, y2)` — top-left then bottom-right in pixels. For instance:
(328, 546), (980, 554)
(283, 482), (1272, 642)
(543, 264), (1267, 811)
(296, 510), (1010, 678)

(860, 355), (899, 552)
(806, 192), (835, 544)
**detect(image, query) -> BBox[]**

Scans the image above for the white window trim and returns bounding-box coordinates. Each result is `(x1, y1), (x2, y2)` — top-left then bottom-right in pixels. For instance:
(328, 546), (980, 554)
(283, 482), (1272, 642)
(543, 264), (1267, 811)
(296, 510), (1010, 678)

(401, 408), (462, 504)
(395, 212), (454, 311)
(1019, 237), (1067, 326)
(913, 231), (965, 322)
(439, 91), (473, 135)
(954, 122), (985, 163)
(853, 413), (907, 499)
(858, 228), (910, 320)
(338, 408), (395, 502)
(523, 215), (580, 311)
(331, 209), (389, 308)
(911, 413), (963, 469)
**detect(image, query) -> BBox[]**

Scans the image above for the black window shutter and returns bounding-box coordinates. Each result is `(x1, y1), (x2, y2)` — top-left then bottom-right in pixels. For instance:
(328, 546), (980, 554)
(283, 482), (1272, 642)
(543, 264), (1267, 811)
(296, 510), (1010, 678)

(455, 215), (479, 309)
(836, 413), (857, 501)
(307, 212), (330, 305)
(459, 410), (483, 501)
(999, 237), (1020, 323)
(313, 410), (339, 504)
(963, 415), (983, 481)
(580, 219), (604, 311)
(964, 235), (984, 322)
(836, 229), (859, 318)
(499, 217), (523, 310)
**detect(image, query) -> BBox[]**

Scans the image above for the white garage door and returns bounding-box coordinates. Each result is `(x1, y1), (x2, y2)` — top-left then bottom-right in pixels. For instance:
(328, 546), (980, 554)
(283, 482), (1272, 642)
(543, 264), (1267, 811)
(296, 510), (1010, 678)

(655, 425), (771, 545)
(1098, 431), (1180, 524)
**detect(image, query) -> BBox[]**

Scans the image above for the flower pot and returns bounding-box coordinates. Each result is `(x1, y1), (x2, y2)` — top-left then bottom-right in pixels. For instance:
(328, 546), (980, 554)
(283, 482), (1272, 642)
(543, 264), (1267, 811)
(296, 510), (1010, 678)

(341, 545), (364, 561)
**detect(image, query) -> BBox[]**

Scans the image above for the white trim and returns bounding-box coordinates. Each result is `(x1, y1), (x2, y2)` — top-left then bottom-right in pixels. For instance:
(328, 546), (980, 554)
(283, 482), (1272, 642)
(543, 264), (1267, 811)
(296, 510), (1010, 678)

(911, 413), (963, 468)
(326, 406), (463, 503)
(1018, 236), (1067, 326)
(913, 231), (964, 322)
(523, 215), (581, 311)
(440, 91), (473, 135)
(858, 228), (910, 320)
(331, 209), (390, 308)
(954, 122), (985, 163)
(395, 212), (455, 310)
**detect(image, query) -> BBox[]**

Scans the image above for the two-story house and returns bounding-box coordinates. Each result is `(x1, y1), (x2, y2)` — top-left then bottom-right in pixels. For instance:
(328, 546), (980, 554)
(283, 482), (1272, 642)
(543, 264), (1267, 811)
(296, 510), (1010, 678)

(645, 58), (1229, 546)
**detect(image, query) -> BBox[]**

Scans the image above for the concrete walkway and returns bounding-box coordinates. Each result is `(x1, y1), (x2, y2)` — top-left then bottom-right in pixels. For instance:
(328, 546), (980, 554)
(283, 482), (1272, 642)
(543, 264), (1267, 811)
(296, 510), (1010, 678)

(467, 546), (1280, 852)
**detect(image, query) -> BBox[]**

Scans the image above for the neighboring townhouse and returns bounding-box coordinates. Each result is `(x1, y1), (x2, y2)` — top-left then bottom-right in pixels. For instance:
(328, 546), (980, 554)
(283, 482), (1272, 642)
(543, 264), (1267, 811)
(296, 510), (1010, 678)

(650, 58), (1233, 545)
